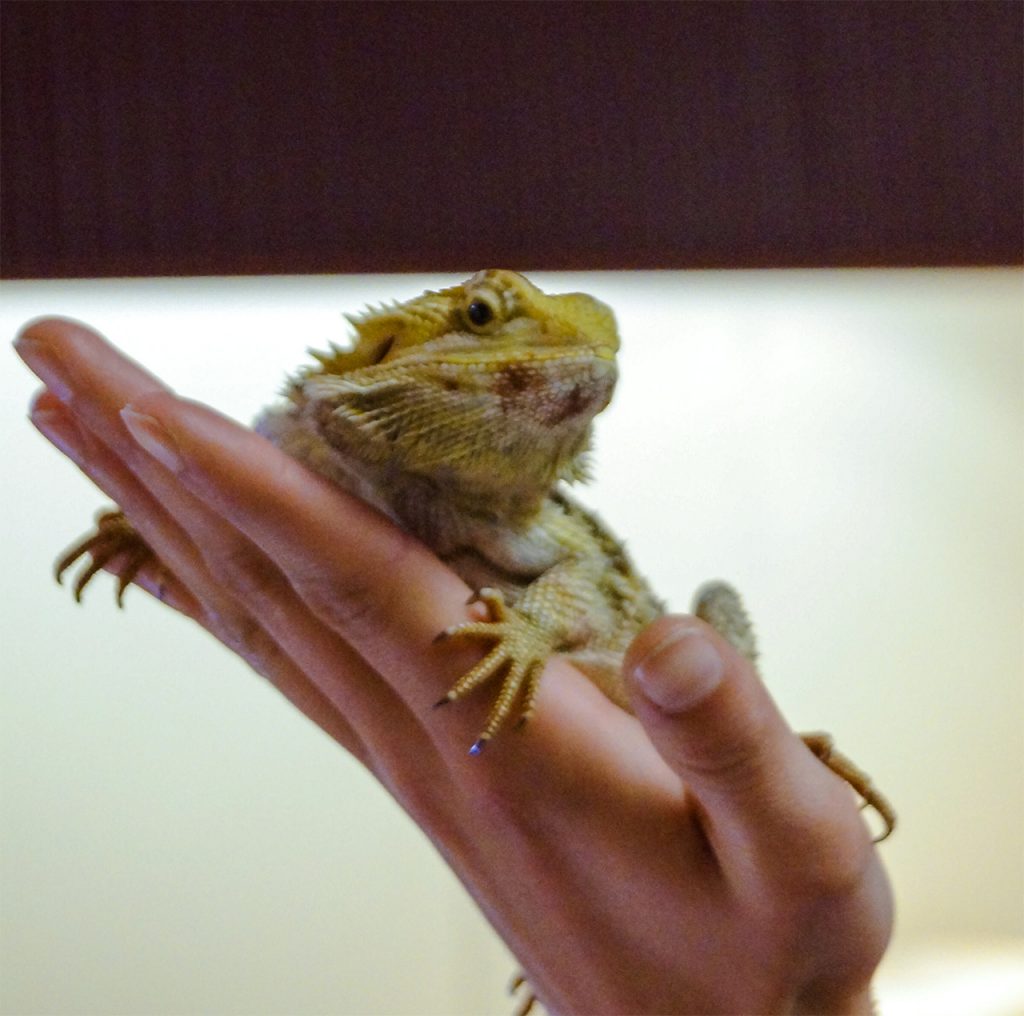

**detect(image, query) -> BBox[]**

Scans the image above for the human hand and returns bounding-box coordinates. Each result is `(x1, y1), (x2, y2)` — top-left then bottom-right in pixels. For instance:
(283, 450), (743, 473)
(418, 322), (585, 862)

(16, 318), (892, 1015)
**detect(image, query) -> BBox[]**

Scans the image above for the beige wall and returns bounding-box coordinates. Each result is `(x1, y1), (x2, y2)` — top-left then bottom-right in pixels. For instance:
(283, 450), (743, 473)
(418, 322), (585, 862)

(2, 270), (1021, 1013)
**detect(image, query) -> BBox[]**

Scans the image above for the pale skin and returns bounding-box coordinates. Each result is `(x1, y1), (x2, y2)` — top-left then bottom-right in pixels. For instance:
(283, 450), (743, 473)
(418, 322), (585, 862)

(15, 318), (893, 1015)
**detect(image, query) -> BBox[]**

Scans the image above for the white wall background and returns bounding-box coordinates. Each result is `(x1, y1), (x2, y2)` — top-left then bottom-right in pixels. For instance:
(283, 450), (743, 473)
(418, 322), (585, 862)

(2, 269), (1021, 1015)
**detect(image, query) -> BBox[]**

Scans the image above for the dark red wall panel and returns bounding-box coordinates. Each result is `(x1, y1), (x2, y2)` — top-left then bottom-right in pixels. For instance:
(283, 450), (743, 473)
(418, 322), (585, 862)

(2, 1), (1021, 277)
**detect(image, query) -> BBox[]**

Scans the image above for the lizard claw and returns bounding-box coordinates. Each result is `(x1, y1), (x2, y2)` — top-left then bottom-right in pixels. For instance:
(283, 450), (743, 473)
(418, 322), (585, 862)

(801, 732), (897, 842)
(56, 509), (153, 604)
(465, 586), (508, 616)
(435, 589), (507, 642)
(509, 970), (537, 1016)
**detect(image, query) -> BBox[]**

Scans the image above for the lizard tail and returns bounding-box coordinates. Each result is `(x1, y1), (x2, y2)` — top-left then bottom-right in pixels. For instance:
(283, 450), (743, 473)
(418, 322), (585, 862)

(692, 580), (758, 666)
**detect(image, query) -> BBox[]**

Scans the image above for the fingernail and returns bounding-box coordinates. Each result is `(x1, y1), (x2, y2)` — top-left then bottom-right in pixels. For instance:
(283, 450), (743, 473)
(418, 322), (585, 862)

(14, 334), (74, 404)
(121, 407), (183, 472)
(632, 626), (724, 713)
(30, 401), (83, 457)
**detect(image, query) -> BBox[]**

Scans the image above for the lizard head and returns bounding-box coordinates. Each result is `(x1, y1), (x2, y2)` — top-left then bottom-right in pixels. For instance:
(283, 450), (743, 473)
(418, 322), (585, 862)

(297, 270), (619, 513)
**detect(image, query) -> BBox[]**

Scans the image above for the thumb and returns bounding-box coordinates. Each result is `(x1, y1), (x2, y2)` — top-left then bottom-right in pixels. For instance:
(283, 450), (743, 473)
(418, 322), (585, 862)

(624, 615), (857, 864)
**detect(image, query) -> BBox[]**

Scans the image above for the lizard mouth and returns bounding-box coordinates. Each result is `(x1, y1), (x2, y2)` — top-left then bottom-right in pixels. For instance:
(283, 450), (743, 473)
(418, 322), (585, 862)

(419, 343), (617, 369)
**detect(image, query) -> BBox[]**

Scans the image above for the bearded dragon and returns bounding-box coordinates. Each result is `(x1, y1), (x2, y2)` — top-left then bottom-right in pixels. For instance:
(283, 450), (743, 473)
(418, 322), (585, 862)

(57, 270), (895, 833)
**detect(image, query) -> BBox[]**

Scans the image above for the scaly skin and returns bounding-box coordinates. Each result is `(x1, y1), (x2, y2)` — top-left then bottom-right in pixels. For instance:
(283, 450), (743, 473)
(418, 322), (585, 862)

(57, 270), (895, 837)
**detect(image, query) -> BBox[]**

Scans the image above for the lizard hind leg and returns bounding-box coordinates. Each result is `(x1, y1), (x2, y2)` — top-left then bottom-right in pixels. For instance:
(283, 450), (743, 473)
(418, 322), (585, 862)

(801, 733), (897, 842)
(56, 508), (155, 606)
(692, 579), (758, 665)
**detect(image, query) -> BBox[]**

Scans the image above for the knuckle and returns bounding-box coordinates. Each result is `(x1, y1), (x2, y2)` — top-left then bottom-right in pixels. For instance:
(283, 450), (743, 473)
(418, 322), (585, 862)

(206, 540), (285, 607)
(688, 736), (767, 788)
(682, 707), (775, 791)
(765, 795), (878, 900)
(292, 570), (390, 634)
(290, 528), (416, 637)
(794, 808), (876, 895)
(207, 607), (274, 666)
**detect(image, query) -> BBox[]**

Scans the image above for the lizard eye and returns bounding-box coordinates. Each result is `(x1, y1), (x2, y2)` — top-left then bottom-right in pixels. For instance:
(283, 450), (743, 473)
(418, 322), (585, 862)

(462, 291), (502, 333)
(467, 301), (493, 327)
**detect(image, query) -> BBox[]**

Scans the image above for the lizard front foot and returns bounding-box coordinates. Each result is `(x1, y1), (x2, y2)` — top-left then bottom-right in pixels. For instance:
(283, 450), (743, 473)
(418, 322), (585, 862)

(434, 588), (555, 754)
(56, 508), (153, 606)
(509, 970), (538, 1016)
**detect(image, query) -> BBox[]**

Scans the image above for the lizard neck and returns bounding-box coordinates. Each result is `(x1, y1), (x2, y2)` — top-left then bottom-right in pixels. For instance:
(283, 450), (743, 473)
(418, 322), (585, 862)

(388, 467), (550, 542)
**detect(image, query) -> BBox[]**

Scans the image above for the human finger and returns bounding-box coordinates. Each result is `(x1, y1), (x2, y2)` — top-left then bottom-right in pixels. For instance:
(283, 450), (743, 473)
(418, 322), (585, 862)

(34, 388), (204, 618)
(15, 322), (403, 741)
(624, 615), (874, 889)
(27, 383), (373, 764)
